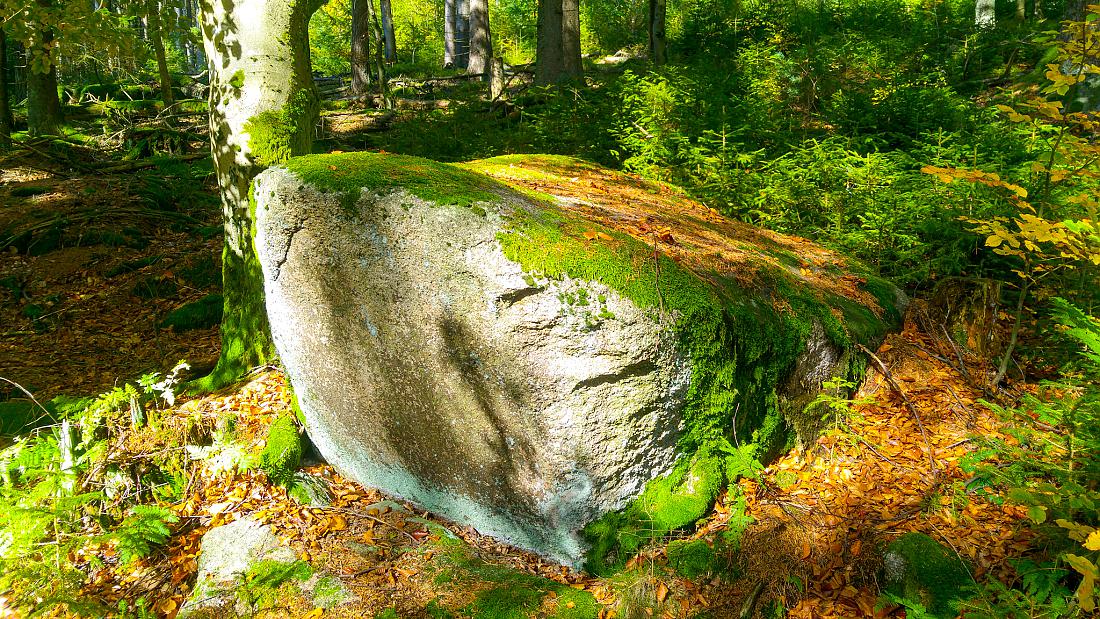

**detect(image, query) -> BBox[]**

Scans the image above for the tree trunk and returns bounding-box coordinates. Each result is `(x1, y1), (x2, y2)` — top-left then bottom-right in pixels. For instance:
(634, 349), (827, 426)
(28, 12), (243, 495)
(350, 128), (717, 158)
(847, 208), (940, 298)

(196, 0), (324, 391)
(455, 0), (470, 69)
(444, 0), (457, 68)
(467, 0), (492, 75)
(148, 8), (176, 107)
(1015, 0), (1026, 20)
(366, 0), (393, 108)
(380, 0), (396, 62)
(648, 0), (666, 65)
(535, 0), (564, 84)
(27, 61), (63, 136)
(489, 57), (505, 99)
(561, 0), (581, 78)
(976, 0), (996, 28)
(0, 29), (13, 149)
(351, 0), (372, 95)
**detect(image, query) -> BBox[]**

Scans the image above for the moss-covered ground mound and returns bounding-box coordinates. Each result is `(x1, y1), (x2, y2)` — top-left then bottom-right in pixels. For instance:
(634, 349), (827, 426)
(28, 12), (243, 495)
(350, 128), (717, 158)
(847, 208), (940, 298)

(278, 151), (902, 572)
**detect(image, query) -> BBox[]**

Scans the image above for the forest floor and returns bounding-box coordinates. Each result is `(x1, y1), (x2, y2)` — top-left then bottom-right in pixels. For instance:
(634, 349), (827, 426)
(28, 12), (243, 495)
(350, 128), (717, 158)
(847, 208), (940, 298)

(57, 304), (1029, 619)
(0, 105), (1034, 618)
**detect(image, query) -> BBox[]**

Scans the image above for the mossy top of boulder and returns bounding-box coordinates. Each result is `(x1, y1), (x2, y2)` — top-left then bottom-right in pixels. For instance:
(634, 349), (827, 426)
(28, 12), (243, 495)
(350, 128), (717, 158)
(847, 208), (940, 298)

(883, 532), (974, 618)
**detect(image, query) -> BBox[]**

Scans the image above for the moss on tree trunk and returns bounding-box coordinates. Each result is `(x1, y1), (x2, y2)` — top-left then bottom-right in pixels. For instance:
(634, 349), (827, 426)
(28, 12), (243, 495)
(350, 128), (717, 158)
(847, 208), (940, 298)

(194, 0), (325, 391)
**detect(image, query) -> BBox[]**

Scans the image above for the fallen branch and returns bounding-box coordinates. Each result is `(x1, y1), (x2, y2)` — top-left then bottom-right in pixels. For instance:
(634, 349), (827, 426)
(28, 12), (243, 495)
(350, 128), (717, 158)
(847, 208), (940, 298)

(94, 152), (207, 174)
(856, 344), (938, 476)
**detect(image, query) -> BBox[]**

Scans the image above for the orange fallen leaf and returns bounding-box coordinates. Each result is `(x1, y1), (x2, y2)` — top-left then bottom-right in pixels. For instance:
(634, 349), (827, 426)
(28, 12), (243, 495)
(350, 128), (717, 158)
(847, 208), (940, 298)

(656, 581), (669, 603)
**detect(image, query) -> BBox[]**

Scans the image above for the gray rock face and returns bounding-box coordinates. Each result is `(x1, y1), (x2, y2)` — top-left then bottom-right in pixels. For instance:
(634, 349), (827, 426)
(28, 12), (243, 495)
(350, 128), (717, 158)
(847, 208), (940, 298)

(178, 517), (354, 618)
(178, 518), (296, 618)
(254, 168), (689, 566)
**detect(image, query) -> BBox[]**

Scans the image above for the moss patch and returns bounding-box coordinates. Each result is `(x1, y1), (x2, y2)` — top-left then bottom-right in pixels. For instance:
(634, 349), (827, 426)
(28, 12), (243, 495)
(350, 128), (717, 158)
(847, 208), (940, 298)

(159, 294), (223, 332)
(666, 539), (716, 579)
(245, 89), (315, 168)
(258, 414), (302, 486)
(426, 534), (598, 619)
(883, 532), (974, 618)
(583, 449), (725, 576)
(280, 151), (503, 210)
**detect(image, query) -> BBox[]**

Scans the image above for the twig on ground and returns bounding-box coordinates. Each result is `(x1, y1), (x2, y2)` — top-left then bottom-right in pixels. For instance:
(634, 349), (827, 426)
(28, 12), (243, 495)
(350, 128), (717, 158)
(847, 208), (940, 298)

(857, 344), (939, 476)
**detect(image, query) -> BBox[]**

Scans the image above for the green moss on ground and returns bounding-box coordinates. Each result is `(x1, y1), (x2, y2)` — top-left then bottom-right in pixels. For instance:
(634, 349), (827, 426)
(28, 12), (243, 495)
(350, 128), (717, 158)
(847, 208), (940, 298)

(666, 539), (716, 579)
(883, 532), (974, 618)
(583, 449), (725, 576)
(258, 414), (302, 486)
(159, 294), (224, 332)
(426, 534), (599, 619)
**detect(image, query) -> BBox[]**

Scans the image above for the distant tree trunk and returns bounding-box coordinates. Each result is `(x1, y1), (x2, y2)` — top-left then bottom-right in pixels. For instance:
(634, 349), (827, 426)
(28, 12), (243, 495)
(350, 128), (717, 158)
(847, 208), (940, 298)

(535, 0), (564, 84)
(648, 0), (666, 65)
(380, 0), (396, 62)
(467, 0), (492, 75)
(148, 8), (176, 106)
(976, 0), (996, 28)
(351, 0), (372, 95)
(0, 29), (12, 149)
(366, 0), (393, 108)
(561, 0), (581, 78)
(456, 0), (470, 69)
(196, 0), (324, 390)
(444, 0), (457, 68)
(1015, 0), (1026, 20)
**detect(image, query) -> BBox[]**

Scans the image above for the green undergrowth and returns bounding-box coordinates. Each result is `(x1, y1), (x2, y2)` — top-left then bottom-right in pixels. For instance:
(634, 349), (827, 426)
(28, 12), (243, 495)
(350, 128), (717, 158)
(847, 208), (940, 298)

(0, 395), (94, 435)
(427, 532), (598, 618)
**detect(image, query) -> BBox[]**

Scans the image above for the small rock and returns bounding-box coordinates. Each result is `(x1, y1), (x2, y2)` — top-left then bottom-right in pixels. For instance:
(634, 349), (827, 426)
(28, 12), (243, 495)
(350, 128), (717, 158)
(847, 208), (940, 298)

(882, 532), (974, 618)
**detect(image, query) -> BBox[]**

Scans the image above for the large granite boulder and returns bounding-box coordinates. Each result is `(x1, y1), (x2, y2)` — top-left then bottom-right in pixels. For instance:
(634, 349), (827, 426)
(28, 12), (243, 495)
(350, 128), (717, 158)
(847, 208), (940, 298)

(252, 153), (905, 567)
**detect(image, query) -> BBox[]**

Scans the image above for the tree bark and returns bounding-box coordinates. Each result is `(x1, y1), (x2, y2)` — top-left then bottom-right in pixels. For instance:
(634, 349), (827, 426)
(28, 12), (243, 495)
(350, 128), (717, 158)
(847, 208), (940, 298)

(380, 0), (396, 62)
(455, 0), (470, 69)
(1015, 0), (1026, 20)
(196, 0), (324, 390)
(648, 0), (666, 65)
(0, 28), (13, 149)
(351, 0), (372, 95)
(444, 0), (457, 68)
(27, 61), (63, 136)
(535, 0), (564, 84)
(148, 7), (176, 107)
(975, 0), (996, 28)
(467, 0), (492, 75)
(366, 0), (393, 108)
(561, 0), (581, 78)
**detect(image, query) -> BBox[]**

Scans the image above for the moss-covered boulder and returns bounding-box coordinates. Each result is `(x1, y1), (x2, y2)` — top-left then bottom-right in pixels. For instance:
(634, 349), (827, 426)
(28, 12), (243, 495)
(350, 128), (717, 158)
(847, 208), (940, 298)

(252, 153), (904, 568)
(882, 532), (974, 618)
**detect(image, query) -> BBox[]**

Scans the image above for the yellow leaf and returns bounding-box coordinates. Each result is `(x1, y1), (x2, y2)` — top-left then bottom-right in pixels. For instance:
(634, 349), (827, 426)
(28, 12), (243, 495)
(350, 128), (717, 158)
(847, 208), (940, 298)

(303, 609), (324, 619)
(583, 230), (598, 240)
(1086, 530), (1100, 551)
(986, 236), (1003, 248)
